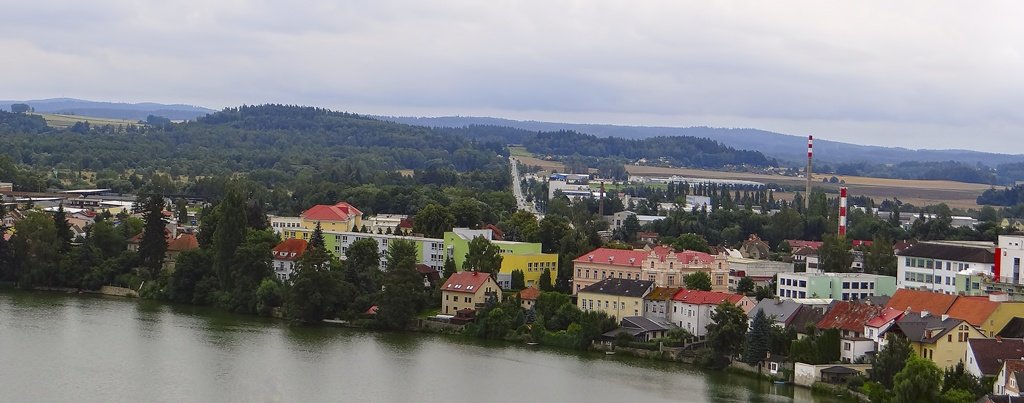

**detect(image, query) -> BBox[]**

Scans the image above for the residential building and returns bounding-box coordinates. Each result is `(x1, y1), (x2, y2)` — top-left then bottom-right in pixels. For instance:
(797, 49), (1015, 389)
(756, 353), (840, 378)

(643, 286), (682, 323)
(577, 278), (654, 320)
(998, 235), (1024, 286)
(572, 246), (729, 294)
(670, 289), (755, 337)
(817, 301), (884, 363)
(277, 225), (445, 272)
(994, 359), (1024, 397)
(519, 286), (540, 310)
(299, 201), (363, 233)
(272, 239), (308, 282)
(607, 210), (664, 232)
(726, 256), (794, 290)
(601, 316), (674, 342)
(776, 272), (896, 300)
(738, 234), (770, 259)
(440, 271), (502, 315)
(748, 298), (804, 329)
(897, 241), (995, 294)
(890, 311), (987, 369)
(966, 338), (1024, 379)
(864, 307), (904, 348)
(886, 289), (1024, 338)
(164, 233), (199, 273)
(269, 215), (303, 236)
(415, 264), (441, 288)
(363, 214), (408, 234)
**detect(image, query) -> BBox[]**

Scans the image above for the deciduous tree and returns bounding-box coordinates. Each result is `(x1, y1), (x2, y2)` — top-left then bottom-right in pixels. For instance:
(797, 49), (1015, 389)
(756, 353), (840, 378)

(464, 235), (503, 279)
(684, 271), (712, 291)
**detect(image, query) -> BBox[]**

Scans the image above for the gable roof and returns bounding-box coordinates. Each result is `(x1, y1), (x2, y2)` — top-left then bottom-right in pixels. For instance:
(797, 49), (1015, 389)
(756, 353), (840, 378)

(441, 271), (495, 294)
(865, 307), (904, 328)
(968, 338), (1024, 376)
(574, 248), (648, 267)
(817, 301), (884, 333)
(946, 296), (1000, 327)
(895, 312), (966, 344)
(885, 289), (957, 316)
(518, 286), (540, 301)
(272, 238), (308, 261)
(579, 278), (654, 298)
(998, 317), (1024, 338)
(415, 264), (438, 275)
(749, 298), (803, 325)
(786, 240), (823, 250)
(672, 289), (746, 306)
(167, 233), (199, 252)
(644, 286), (683, 302)
(896, 241), (994, 263)
(789, 305), (827, 333)
(621, 316), (673, 332)
(301, 202), (362, 222)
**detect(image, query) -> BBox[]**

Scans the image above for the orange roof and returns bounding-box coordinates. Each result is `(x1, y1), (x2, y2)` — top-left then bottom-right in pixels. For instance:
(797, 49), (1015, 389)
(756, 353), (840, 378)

(301, 202), (362, 222)
(167, 233), (199, 252)
(818, 301), (884, 333)
(272, 238), (308, 261)
(946, 296), (999, 327)
(671, 289), (745, 306)
(574, 247), (715, 267)
(518, 286), (541, 301)
(885, 289), (957, 315)
(442, 271), (494, 294)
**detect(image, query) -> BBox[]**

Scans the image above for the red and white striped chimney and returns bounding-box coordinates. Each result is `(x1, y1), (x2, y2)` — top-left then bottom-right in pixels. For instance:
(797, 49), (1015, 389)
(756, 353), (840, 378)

(838, 186), (848, 237)
(807, 135), (813, 159)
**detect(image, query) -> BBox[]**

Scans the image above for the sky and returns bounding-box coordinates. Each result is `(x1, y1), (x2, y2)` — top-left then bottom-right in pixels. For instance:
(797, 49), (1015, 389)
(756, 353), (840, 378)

(2, 1), (1022, 153)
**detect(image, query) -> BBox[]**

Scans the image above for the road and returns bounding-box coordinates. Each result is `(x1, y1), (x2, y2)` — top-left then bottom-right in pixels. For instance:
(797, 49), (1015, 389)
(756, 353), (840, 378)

(509, 156), (542, 219)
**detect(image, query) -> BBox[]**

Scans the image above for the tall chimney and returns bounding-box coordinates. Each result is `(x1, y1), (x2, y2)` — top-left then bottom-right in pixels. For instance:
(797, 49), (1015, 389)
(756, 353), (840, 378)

(805, 135), (813, 210)
(599, 181), (606, 216)
(839, 186), (848, 237)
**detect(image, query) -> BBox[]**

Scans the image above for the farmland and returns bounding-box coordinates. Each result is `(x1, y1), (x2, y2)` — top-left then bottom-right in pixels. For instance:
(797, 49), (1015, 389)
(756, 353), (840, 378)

(35, 113), (139, 129)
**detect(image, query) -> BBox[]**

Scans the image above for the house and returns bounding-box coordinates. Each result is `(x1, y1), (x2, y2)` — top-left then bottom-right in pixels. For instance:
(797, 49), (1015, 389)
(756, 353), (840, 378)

(299, 201), (363, 233)
(644, 286), (683, 323)
(820, 366), (861, 385)
(864, 307), (904, 347)
(163, 232), (199, 272)
(998, 318), (1024, 338)
(885, 288), (957, 316)
(739, 234), (770, 259)
(994, 359), (1024, 396)
(897, 241), (995, 294)
(601, 316), (674, 342)
(440, 271), (502, 315)
(890, 311), (987, 369)
(518, 286), (540, 310)
(817, 301), (884, 363)
(966, 338), (1024, 379)
(670, 289), (755, 338)
(415, 264), (441, 288)
(572, 246), (729, 294)
(748, 298), (804, 329)
(777, 272), (897, 300)
(577, 278), (654, 320)
(272, 238), (308, 282)
(886, 289), (1024, 338)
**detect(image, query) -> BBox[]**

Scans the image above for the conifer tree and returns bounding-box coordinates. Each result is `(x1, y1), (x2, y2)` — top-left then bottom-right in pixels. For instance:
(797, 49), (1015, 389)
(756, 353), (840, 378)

(53, 203), (73, 252)
(212, 185), (247, 289)
(138, 194), (168, 278)
(743, 309), (772, 365)
(538, 268), (553, 292)
(309, 221), (325, 252)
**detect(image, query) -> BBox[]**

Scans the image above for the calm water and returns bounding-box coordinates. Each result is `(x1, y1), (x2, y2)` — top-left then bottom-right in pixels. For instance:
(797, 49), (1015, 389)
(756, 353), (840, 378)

(0, 290), (840, 402)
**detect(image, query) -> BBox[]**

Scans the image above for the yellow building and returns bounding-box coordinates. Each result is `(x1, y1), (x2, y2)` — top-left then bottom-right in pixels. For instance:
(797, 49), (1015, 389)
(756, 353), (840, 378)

(497, 253), (557, 289)
(576, 278), (654, 321)
(299, 202), (362, 233)
(895, 312), (988, 369)
(440, 271), (503, 315)
(977, 301), (1024, 337)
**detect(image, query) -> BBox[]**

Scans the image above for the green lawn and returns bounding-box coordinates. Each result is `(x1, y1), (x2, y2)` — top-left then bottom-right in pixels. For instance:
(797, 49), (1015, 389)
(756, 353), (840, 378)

(509, 145), (534, 158)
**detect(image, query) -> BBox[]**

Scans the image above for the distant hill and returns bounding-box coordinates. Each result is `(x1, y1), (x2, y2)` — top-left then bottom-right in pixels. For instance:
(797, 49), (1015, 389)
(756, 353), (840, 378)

(0, 98), (215, 121)
(383, 116), (1024, 167)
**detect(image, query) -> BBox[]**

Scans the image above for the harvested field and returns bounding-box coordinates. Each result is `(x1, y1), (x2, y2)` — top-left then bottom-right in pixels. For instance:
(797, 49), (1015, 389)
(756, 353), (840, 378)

(626, 165), (992, 209)
(514, 156), (565, 174)
(36, 113), (139, 129)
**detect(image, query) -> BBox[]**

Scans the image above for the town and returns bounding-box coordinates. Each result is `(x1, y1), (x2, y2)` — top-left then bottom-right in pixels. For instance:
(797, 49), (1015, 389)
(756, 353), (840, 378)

(3, 164), (1024, 403)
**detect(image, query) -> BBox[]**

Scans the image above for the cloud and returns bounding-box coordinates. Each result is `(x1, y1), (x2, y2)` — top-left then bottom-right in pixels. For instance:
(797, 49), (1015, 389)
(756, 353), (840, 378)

(2, 1), (1023, 153)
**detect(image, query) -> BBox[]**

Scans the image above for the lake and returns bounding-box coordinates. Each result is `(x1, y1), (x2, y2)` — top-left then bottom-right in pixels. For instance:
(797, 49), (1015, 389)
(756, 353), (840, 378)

(0, 290), (841, 402)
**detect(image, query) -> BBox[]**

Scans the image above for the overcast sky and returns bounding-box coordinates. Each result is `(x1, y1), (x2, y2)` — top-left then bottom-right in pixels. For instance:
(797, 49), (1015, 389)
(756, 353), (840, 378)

(2, 1), (1022, 153)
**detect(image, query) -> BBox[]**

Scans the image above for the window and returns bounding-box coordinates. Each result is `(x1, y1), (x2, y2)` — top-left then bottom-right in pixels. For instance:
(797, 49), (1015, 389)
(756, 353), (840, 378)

(844, 342), (851, 351)
(843, 282), (850, 289)
(799, 280), (806, 287)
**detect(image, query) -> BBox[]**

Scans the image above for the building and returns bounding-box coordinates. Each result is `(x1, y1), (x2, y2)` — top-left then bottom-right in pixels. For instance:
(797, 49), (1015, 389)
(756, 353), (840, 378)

(363, 214), (408, 234)
(776, 272), (897, 300)
(966, 338), (1024, 379)
(269, 215), (303, 236)
(274, 220), (446, 272)
(496, 253), (558, 290)
(272, 239), (308, 282)
(440, 271), (502, 315)
(643, 286), (682, 323)
(670, 289), (755, 337)
(299, 201), (363, 233)
(601, 316), (674, 342)
(443, 228), (540, 269)
(415, 264), (441, 288)
(518, 286), (540, 310)
(890, 311), (987, 369)
(164, 233), (199, 272)
(886, 289), (1024, 338)
(572, 246), (729, 294)
(577, 278), (654, 320)
(864, 307), (904, 348)
(994, 359), (1024, 397)
(548, 173), (592, 200)
(727, 256), (794, 290)
(817, 301), (884, 363)
(897, 241), (995, 294)
(748, 298), (805, 329)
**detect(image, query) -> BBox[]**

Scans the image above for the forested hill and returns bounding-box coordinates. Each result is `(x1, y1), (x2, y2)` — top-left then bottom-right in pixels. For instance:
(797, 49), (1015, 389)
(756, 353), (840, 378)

(0, 98), (215, 121)
(385, 116), (1024, 167)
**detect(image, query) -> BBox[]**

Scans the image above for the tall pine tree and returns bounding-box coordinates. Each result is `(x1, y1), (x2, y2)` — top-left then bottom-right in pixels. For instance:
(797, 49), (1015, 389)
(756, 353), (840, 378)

(212, 184), (247, 289)
(53, 203), (73, 252)
(138, 194), (168, 278)
(744, 309), (772, 365)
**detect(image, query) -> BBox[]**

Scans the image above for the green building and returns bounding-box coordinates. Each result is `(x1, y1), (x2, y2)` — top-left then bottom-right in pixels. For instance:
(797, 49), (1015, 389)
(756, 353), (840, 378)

(776, 272), (897, 300)
(443, 228), (542, 270)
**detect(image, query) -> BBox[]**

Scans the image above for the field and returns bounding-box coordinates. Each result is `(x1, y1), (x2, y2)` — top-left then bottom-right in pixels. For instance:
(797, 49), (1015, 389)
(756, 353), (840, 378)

(625, 165), (992, 209)
(514, 156), (565, 174)
(508, 145), (534, 158)
(35, 113), (140, 129)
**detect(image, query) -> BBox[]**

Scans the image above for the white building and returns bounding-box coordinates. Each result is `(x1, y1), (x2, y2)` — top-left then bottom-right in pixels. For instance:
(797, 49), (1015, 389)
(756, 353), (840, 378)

(896, 241), (995, 294)
(997, 235), (1024, 285)
(608, 210), (664, 231)
(333, 232), (446, 272)
(670, 290), (754, 337)
(268, 215), (302, 235)
(364, 214), (407, 234)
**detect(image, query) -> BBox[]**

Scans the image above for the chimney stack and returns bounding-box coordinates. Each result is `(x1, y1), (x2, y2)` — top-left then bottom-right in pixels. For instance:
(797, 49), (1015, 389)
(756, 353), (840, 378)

(839, 187), (848, 237)
(805, 135), (813, 210)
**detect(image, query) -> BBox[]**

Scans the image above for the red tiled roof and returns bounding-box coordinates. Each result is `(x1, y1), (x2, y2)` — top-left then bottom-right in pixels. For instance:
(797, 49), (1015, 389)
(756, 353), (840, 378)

(817, 301), (884, 333)
(786, 240), (823, 249)
(946, 296), (1000, 327)
(884, 289), (957, 316)
(415, 264), (438, 275)
(301, 202), (362, 222)
(272, 238), (308, 261)
(442, 271), (494, 294)
(167, 233), (199, 252)
(399, 217), (414, 229)
(574, 248), (648, 267)
(671, 289), (745, 306)
(865, 307), (904, 328)
(485, 224), (504, 240)
(518, 286), (541, 301)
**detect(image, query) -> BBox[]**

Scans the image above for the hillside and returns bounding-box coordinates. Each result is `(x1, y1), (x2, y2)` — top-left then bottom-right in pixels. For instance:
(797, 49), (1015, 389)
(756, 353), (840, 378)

(384, 116), (1024, 167)
(0, 98), (216, 121)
